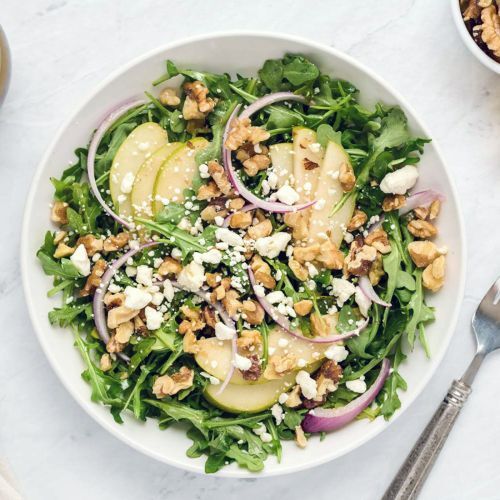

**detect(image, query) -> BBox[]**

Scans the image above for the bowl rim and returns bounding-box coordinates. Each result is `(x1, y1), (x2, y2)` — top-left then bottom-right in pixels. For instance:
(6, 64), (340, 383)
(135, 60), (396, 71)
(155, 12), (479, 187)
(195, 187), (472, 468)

(20, 30), (467, 478)
(450, 0), (500, 74)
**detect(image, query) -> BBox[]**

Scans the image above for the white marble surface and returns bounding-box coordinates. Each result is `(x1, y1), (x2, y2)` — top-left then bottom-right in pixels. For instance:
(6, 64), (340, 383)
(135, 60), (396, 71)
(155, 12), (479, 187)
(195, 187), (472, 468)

(1, 0), (499, 498)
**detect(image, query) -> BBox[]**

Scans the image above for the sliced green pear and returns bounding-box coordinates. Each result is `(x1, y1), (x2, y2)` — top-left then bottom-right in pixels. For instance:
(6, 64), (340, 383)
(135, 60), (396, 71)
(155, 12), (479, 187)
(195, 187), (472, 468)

(131, 142), (182, 218)
(292, 127), (324, 201)
(204, 372), (297, 413)
(152, 137), (209, 214)
(195, 326), (335, 385)
(269, 143), (293, 188)
(308, 141), (356, 246)
(109, 122), (168, 219)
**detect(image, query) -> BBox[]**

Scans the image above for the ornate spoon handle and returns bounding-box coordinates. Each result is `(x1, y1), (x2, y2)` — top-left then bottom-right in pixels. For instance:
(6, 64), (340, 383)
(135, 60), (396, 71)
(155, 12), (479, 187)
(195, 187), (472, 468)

(382, 380), (471, 500)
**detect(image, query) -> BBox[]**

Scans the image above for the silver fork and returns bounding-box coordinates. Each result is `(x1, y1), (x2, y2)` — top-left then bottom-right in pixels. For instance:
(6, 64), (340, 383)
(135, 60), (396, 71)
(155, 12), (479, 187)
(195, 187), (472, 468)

(383, 277), (500, 500)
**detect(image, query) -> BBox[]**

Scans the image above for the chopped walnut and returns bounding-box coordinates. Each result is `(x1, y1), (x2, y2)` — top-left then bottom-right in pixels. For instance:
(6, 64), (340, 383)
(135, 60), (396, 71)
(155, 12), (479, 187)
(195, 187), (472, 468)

(134, 315), (148, 336)
(241, 354), (262, 381)
(184, 80), (216, 114)
(53, 230), (67, 244)
(241, 300), (265, 325)
(106, 335), (125, 354)
(365, 228), (391, 254)
(414, 205), (430, 220)
(407, 219), (438, 239)
(179, 316), (205, 334)
(182, 95), (205, 120)
(181, 305), (201, 321)
(236, 142), (269, 162)
(303, 158), (319, 171)
(186, 119), (208, 134)
(295, 426), (308, 448)
(200, 205), (226, 222)
(207, 160), (233, 196)
(196, 180), (221, 201)
(382, 194), (406, 212)
(115, 320), (134, 344)
(76, 234), (104, 256)
(263, 353), (297, 380)
(289, 257), (309, 281)
(243, 154), (270, 177)
(408, 241), (441, 268)
(211, 284), (226, 301)
(237, 330), (262, 354)
(339, 162), (356, 192)
(229, 211), (253, 229)
(107, 306), (140, 329)
(463, 0), (481, 20)
(347, 210), (368, 231)
(284, 212), (308, 240)
(103, 232), (129, 252)
(51, 201), (69, 225)
(80, 258), (107, 297)
(316, 239), (344, 270)
(183, 329), (199, 354)
(310, 312), (338, 337)
(100, 353), (112, 372)
(222, 289), (242, 318)
(159, 87), (180, 107)
(104, 292), (125, 308)
(158, 257), (182, 276)
(429, 200), (441, 220)
(153, 366), (194, 398)
(247, 219), (273, 240)
(228, 198), (246, 211)
(315, 360), (342, 400)
(293, 243), (321, 263)
(284, 385), (302, 408)
(203, 306), (217, 328)
(205, 272), (221, 288)
(481, 5), (500, 57)
(224, 117), (270, 151)
(369, 253), (385, 286)
(293, 299), (313, 316)
(251, 255), (276, 289)
(53, 242), (75, 258)
(344, 237), (377, 276)
(422, 255), (445, 292)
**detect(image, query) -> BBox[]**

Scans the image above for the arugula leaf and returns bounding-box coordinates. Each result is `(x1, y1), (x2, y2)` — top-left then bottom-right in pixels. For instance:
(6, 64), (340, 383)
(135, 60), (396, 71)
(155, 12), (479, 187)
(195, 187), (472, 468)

(225, 445), (265, 472)
(155, 203), (187, 225)
(379, 370), (407, 420)
(316, 124), (342, 148)
(37, 252), (81, 279)
(372, 108), (410, 152)
(49, 302), (92, 326)
(258, 59), (284, 91)
(283, 55), (319, 86)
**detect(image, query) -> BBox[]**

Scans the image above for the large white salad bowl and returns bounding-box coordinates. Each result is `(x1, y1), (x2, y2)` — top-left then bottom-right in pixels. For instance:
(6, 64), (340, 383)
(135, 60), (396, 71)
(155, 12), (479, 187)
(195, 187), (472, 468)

(21, 31), (465, 477)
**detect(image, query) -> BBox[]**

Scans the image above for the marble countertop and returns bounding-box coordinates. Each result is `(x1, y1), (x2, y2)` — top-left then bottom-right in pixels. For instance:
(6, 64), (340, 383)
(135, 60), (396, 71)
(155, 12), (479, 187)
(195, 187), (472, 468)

(1, 0), (499, 498)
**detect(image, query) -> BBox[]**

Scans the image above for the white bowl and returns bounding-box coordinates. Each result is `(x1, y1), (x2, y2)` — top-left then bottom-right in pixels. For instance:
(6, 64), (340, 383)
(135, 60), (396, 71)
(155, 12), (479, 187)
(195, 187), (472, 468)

(21, 31), (466, 477)
(450, 0), (500, 74)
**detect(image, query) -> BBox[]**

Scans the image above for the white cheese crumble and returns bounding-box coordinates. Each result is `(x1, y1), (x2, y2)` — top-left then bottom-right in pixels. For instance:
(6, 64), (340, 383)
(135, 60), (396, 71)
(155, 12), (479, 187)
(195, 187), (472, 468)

(275, 184), (300, 205)
(163, 279), (175, 302)
(177, 261), (205, 292)
(324, 345), (349, 362)
(215, 228), (244, 247)
(120, 172), (135, 194)
(266, 291), (286, 304)
(296, 370), (317, 400)
(200, 371), (220, 385)
(260, 432), (273, 443)
(136, 265), (153, 287)
(214, 322), (236, 340)
(346, 376), (367, 394)
(193, 248), (222, 265)
(198, 163), (210, 178)
(331, 278), (356, 306)
(233, 353), (252, 371)
(70, 244), (90, 276)
(144, 306), (163, 330)
(380, 165), (419, 195)
(255, 232), (291, 259)
(278, 393), (289, 405)
(124, 286), (152, 309)
(271, 403), (284, 425)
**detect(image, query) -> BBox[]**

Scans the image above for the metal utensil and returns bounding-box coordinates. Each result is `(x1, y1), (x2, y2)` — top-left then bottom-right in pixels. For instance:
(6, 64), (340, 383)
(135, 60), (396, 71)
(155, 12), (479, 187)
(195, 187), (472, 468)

(383, 277), (500, 500)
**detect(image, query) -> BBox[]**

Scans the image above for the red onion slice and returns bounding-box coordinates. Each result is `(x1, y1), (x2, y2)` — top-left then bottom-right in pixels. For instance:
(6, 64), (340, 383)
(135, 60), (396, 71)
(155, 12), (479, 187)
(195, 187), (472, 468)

(222, 98), (315, 214)
(93, 241), (158, 362)
(302, 358), (391, 433)
(222, 203), (257, 228)
(399, 189), (445, 216)
(87, 98), (147, 229)
(248, 268), (368, 344)
(238, 91), (307, 120)
(358, 276), (391, 308)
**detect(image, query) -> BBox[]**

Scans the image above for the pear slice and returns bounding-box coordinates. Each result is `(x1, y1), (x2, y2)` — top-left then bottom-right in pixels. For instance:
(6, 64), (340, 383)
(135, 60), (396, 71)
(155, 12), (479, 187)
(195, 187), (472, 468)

(204, 372), (297, 413)
(292, 127), (324, 200)
(195, 326), (335, 385)
(152, 137), (209, 214)
(269, 143), (294, 188)
(308, 141), (356, 246)
(109, 122), (168, 219)
(131, 142), (182, 219)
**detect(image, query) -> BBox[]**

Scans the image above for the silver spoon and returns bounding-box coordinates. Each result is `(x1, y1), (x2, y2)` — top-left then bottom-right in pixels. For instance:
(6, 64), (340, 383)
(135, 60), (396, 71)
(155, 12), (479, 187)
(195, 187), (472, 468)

(383, 277), (500, 499)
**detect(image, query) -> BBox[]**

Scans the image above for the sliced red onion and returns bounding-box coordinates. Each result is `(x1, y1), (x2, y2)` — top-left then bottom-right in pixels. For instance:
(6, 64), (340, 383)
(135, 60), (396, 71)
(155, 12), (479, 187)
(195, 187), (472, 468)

(248, 268), (368, 344)
(302, 358), (391, 433)
(399, 189), (445, 216)
(358, 276), (391, 308)
(238, 91), (307, 120)
(216, 335), (237, 396)
(93, 241), (158, 362)
(222, 203), (257, 228)
(222, 98), (315, 214)
(87, 98), (147, 229)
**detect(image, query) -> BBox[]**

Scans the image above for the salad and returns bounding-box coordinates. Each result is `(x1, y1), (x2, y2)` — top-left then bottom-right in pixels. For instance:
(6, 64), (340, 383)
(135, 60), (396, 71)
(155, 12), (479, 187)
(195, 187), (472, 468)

(38, 54), (447, 473)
